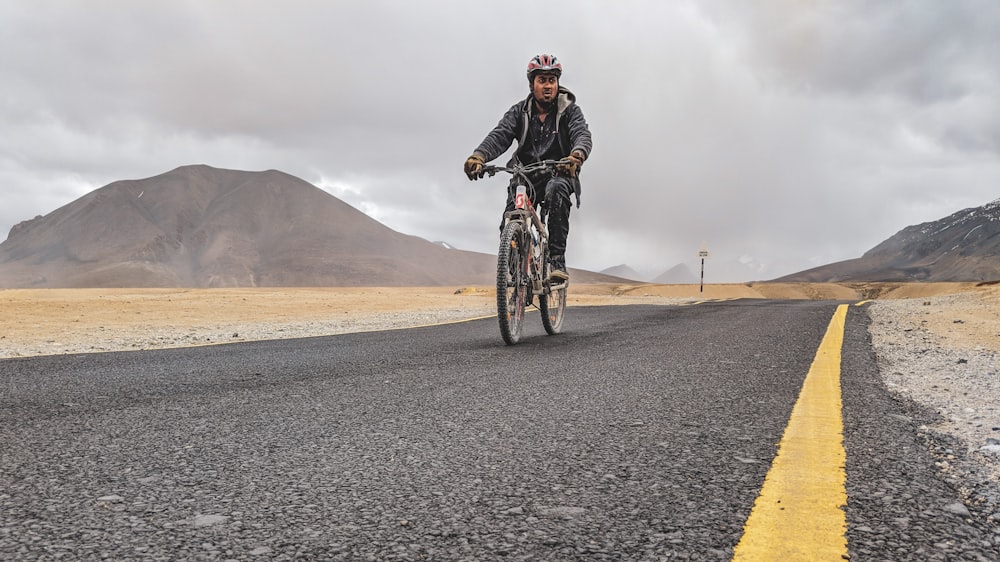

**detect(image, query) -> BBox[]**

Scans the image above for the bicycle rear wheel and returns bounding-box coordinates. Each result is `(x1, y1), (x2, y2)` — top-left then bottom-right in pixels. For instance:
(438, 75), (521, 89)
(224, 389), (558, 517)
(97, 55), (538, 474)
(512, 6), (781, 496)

(496, 220), (529, 345)
(539, 277), (567, 335)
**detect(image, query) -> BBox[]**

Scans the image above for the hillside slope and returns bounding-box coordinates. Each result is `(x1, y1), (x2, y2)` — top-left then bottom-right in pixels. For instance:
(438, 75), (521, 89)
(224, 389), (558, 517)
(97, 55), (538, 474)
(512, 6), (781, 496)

(777, 199), (1000, 282)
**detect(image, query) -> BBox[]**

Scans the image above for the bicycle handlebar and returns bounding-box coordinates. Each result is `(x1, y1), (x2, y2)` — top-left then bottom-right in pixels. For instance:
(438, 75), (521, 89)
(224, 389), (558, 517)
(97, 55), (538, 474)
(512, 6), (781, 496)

(480, 159), (568, 178)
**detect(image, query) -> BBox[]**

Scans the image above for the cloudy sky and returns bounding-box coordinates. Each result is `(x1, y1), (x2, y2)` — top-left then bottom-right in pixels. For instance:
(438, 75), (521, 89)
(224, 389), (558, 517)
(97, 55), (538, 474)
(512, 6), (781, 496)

(2, 1), (998, 281)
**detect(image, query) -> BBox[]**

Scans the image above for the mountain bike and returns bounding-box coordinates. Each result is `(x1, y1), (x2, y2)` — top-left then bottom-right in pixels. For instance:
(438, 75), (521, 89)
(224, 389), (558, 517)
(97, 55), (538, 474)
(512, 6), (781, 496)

(481, 160), (569, 345)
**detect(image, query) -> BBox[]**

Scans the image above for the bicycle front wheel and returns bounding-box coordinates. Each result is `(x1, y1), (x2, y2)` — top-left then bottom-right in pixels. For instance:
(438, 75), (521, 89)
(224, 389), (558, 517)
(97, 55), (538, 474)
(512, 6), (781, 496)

(496, 220), (529, 345)
(539, 266), (567, 335)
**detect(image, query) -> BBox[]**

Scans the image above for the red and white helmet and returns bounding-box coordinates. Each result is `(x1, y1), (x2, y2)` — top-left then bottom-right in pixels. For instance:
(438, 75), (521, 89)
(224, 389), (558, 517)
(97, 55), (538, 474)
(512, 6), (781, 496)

(527, 54), (562, 81)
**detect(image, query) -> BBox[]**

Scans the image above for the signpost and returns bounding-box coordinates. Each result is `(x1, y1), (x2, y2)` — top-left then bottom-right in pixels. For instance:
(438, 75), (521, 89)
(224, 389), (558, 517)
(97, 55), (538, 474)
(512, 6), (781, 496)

(698, 247), (710, 294)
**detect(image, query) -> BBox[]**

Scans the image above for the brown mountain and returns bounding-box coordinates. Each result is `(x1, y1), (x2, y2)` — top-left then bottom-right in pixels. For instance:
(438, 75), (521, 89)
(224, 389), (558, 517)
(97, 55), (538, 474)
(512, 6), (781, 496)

(0, 165), (625, 288)
(776, 198), (1000, 282)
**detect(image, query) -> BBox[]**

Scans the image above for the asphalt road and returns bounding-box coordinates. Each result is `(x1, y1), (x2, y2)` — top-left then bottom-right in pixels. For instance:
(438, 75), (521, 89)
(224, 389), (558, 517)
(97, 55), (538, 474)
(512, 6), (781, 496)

(2, 300), (998, 560)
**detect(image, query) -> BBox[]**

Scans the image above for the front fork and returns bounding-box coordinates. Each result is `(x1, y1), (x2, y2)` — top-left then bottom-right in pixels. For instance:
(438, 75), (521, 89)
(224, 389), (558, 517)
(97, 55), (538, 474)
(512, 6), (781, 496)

(530, 233), (547, 294)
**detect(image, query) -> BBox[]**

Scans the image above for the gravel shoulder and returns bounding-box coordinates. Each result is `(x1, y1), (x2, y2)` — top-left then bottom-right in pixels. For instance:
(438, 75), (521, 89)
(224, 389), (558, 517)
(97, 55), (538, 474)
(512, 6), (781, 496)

(868, 287), (1000, 523)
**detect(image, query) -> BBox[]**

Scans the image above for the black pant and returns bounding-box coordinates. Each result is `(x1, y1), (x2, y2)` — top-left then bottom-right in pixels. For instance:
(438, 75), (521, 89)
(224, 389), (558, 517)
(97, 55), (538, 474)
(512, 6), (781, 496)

(502, 173), (573, 259)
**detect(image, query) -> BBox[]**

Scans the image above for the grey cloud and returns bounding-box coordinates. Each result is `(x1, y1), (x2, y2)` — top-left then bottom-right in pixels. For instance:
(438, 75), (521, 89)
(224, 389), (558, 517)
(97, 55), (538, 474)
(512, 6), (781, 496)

(704, 1), (999, 102)
(2, 1), (999, 281)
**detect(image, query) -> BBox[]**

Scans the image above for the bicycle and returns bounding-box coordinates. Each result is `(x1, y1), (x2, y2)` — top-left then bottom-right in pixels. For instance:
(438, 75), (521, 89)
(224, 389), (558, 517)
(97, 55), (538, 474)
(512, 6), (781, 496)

(481, 160), (569, 345)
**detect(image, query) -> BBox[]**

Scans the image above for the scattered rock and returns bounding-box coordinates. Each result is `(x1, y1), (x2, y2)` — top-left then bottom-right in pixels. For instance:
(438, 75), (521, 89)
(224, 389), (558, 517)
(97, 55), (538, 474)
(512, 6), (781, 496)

(190, 514), (229, 527)
(942, 502), (971, 517)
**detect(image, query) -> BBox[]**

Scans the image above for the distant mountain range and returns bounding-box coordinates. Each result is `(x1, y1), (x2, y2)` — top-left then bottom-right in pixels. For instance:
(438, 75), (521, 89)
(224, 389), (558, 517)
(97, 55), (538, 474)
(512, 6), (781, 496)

(599, 264), (643, 282)
(777, 198), (1000, 282)
(601, 263), (699, 284)
(652, 263), (698, 284)
(611, 199), (1000, 284)
(0, 165), (629, 288)
(4, 165), (996, 287)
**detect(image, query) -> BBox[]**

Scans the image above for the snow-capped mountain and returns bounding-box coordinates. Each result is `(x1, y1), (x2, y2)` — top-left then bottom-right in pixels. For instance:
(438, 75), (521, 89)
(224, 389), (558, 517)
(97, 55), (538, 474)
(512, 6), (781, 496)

(777, 198), (1000, 282)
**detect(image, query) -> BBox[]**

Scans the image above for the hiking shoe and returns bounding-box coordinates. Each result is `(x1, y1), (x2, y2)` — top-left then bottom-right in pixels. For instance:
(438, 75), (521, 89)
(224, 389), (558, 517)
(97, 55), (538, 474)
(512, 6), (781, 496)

(548, 256), (569, 282)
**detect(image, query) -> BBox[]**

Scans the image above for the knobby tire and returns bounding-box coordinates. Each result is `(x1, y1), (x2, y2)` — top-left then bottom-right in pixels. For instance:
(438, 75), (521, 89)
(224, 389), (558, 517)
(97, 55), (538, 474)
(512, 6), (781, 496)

(496, 220), (529, 345)
(539, 272), (567, 335)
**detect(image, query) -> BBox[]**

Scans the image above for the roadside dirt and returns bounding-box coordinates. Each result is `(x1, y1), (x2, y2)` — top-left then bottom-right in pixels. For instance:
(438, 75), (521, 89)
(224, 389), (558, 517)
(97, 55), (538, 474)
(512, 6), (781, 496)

(1, 282), (998, 357)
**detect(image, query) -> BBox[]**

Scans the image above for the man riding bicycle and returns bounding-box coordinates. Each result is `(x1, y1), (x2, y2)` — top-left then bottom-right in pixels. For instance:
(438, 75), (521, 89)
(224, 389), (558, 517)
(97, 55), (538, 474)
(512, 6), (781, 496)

(464, 54), (593, 282)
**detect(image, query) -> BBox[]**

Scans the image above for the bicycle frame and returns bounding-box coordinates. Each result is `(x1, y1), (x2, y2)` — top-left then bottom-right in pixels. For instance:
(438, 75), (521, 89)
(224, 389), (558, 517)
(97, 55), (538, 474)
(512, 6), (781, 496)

(485, 160), (567, 294)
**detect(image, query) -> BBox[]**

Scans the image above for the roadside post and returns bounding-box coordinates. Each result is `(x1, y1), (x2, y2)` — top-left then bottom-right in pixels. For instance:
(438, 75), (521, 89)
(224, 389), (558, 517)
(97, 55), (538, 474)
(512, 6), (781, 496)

(698, 247), (709, 294)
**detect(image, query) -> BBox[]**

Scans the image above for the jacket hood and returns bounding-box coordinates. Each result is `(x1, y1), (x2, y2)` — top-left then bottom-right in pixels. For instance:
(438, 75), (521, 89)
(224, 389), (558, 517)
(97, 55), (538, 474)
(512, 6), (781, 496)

(557, 86), (576, 112)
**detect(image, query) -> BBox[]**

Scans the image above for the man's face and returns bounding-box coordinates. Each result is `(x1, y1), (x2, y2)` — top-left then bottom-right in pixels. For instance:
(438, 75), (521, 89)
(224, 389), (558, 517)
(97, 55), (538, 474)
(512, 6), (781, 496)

(532, 73), (559, 105)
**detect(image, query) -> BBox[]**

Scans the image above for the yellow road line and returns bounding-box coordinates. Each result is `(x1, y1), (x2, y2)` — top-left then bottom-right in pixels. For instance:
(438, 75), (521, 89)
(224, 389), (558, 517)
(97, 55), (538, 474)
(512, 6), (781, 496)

(402, 314), (495, 331)
(854, 300), (872, 306)
(733, 304), (849, 561)
(690, 298), (738, 305)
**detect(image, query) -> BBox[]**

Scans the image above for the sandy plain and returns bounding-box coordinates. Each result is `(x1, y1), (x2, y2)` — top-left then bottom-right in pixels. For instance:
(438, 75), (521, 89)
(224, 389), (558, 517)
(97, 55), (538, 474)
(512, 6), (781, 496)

(1, 281), (998, 358)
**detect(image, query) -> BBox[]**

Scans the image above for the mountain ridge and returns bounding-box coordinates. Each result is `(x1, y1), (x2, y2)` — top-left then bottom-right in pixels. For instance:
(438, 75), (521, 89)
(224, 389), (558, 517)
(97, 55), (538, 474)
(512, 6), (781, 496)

(0, 165), (631, 288)
(776, 198), (1000, 282)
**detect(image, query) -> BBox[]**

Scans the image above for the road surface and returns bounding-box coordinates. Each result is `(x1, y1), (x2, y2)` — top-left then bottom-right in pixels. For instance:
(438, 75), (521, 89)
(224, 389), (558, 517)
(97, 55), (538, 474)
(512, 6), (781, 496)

(2, 300), (997, 560)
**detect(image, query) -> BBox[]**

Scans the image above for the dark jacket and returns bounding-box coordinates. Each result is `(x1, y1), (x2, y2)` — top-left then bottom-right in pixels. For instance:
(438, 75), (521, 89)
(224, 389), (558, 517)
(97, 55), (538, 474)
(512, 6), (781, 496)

(473, 87), (593, 204)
